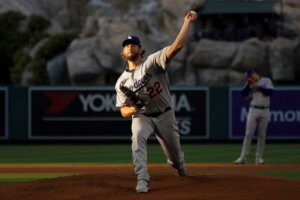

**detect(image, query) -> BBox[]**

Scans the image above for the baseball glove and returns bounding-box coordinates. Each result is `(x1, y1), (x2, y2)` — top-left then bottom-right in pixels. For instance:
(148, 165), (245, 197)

(244, 92), (253, 103)
(120, 85), (145, 109)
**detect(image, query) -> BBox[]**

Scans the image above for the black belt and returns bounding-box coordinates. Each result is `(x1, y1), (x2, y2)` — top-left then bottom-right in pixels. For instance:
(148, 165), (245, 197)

(143, 106), (171, 117)
(250, 105), (269, 109)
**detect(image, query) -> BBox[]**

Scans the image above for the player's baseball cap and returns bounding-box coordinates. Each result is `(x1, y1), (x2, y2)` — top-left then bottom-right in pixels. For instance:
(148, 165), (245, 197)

(245, 68), (254, 77)
(122, 35), (141, 47)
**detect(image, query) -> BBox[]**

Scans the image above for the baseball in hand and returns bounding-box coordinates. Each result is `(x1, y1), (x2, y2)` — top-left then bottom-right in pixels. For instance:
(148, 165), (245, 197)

(188, 10), (198, 20)
(190, 11), (197, 15)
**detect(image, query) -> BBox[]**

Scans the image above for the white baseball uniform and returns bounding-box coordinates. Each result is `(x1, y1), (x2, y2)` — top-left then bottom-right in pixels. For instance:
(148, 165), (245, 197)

(115, 47), (185, 182)
(238, 77), (274, 162)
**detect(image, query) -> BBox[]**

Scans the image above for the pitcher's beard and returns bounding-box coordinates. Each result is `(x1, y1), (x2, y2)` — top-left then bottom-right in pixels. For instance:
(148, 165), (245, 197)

(125, 53), (139, 62)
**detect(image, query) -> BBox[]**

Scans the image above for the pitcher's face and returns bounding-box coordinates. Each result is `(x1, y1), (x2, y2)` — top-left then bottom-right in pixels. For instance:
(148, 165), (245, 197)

(122, 44), (142, 62)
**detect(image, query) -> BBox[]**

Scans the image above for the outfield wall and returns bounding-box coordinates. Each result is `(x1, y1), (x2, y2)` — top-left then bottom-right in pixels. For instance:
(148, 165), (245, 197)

(1, 86), (300, 141)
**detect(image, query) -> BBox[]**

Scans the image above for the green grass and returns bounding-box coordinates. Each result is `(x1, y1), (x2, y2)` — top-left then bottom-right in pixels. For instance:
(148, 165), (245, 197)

(0, 144), (132, 164)
(183, 143), (300, 164)
(0, 173), (80, 185)
(259, 171), (300, 181)
(0, 143), (299, 164)
(0, 143), (299, 185)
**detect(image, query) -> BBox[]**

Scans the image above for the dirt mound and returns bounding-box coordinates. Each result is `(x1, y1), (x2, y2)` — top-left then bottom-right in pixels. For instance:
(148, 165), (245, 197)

(0, 164), (299, 200)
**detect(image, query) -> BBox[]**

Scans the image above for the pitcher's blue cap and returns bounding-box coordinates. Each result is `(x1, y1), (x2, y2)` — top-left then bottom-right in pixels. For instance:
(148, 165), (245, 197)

(122, 36), (141, 47)
(245, 68), (254, 77)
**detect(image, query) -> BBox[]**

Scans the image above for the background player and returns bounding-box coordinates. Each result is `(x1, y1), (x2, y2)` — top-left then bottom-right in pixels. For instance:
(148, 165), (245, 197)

(234, 68), (274, 165)
(115, 11), (198, 193)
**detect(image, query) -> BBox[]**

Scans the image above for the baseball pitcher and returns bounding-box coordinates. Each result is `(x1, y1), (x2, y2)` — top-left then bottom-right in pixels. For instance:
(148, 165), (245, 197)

(234, 68), (274, 165)
(115, 11), (198, 193)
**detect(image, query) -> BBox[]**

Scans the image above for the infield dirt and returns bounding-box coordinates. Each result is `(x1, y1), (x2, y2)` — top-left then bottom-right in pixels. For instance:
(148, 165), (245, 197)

(0, 164), (299, 200)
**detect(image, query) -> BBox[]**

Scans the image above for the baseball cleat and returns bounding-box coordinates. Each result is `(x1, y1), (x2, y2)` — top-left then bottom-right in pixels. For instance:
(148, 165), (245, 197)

(135, 179), (149, 193)
(177, 165), (187, 177)
(255, 158), (265, 165)
(234, 157), (246, 164)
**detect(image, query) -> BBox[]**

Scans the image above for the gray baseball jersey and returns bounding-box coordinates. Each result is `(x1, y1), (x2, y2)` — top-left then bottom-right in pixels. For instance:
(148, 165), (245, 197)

(115, 47), (185, 182)
(115, 47), (172, 114)
(238, 77), (274, 163)
(249, 77), (274, 107)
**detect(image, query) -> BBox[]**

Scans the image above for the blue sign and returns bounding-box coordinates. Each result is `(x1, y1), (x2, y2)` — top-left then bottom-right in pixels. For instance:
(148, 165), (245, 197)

(230, 87), (300, 139)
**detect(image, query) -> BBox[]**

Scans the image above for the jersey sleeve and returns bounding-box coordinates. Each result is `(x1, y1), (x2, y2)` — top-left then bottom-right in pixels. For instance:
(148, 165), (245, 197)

(260, 78), (274, 96)
(242, 85), (251, 97)
(265, 78), (274, 89)
(115, 90), (128, 108)
(145, 47), (168, 71)
(115, 78), (130, 108)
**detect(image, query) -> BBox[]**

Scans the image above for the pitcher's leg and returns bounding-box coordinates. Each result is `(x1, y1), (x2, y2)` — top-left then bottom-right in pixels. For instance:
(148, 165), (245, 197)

(154, 111), (185, 171)
(131, 116), (154, 182)
(155, 134), (173, 163)
(155, 134), (185, 170)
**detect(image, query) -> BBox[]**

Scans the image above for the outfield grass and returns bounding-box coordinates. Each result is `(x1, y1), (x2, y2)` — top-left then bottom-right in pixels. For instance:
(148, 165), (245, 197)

(259, 171), (300, 181)
(0, 173), (79, 185)
(0, 143), (299, 185)
(0, 143), (299, 164)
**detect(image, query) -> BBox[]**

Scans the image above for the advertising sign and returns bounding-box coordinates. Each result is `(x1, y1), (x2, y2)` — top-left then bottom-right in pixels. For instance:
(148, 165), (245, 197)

(230, 87), (300, 139)
(29, 87), (208, 140)
(0, 88), (8, 139)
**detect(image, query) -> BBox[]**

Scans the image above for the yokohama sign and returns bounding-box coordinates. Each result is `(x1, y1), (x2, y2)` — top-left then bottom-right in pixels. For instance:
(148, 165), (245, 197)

(29, 87), (208, 140)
